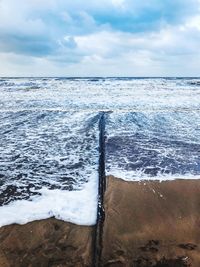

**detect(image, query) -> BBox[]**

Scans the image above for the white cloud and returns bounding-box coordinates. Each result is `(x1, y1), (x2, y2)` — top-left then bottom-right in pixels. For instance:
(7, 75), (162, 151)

(111, 0), (125, 8)
(183, 15), (200, 31)
(0, 0), (200, 76)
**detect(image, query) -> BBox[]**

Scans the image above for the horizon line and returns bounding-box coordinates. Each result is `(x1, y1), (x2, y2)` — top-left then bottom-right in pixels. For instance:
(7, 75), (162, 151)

(0, 76), (200, 79)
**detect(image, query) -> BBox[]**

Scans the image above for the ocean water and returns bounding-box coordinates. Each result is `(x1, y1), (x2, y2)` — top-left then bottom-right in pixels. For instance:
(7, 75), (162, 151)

(0, 77), (200, 226)
(0, 111), (99, 226)
(106, 111), (200, 180)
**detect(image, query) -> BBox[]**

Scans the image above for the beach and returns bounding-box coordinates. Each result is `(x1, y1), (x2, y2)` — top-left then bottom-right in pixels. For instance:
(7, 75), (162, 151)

(101, 176), (200, 267)
(0, 218), (95, 267)
(1, 176), (200, 266)
(0, 78), (200, 266)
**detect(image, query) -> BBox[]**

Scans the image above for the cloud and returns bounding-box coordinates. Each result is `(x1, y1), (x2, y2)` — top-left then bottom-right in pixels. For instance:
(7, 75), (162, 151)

(0, 0), (200, 76)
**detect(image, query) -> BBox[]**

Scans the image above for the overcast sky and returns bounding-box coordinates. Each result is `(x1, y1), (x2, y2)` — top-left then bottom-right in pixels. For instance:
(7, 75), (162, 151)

(0, 0), (200, 76)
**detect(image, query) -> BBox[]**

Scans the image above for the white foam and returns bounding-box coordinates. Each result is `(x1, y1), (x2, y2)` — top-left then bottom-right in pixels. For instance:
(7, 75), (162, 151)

(107, 169), (200, 182)
(0, 173), (98, 227)
(0, 78), (200, 111)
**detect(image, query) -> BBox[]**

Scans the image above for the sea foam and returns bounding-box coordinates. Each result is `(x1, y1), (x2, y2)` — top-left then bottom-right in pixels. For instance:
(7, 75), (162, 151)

(0, 175), (98, 227)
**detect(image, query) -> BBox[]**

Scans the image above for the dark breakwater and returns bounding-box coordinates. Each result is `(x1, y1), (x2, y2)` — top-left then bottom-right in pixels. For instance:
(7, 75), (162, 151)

(94, 112), (106, 267)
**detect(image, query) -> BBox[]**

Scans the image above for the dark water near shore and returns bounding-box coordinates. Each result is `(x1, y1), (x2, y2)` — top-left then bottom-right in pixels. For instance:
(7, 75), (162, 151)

(105, 111), (200, 180)
(0, 111), (99, 205)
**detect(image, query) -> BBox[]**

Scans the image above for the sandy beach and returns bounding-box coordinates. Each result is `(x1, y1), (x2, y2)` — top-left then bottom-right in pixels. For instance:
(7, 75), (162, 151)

(101, 176), (200, 266)
(0, 218), (95, 267)
(1, 176), (200, 266)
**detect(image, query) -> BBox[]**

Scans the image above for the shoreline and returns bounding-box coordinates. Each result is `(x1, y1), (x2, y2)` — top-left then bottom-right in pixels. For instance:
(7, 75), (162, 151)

(1, 176), (200, 266)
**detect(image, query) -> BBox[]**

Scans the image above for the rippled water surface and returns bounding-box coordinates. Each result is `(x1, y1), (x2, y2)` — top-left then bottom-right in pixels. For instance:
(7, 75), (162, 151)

(0, 111), (99, 205)
(105, 111), (200, 180)
(0, 77), (200, 111)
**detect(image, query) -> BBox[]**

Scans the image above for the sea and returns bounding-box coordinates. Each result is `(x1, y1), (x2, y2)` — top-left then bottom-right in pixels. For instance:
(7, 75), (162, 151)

(0, 77), (199, 226)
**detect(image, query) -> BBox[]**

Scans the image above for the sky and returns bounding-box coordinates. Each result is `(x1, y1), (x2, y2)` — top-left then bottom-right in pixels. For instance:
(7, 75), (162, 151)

(0, 0), (200, 77)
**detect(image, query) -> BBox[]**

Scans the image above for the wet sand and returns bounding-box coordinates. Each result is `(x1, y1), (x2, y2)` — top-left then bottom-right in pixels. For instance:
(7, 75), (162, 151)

(1, 176), (200, 267)
(101, 176), (200, 267)
(0, 218), (95, 267)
